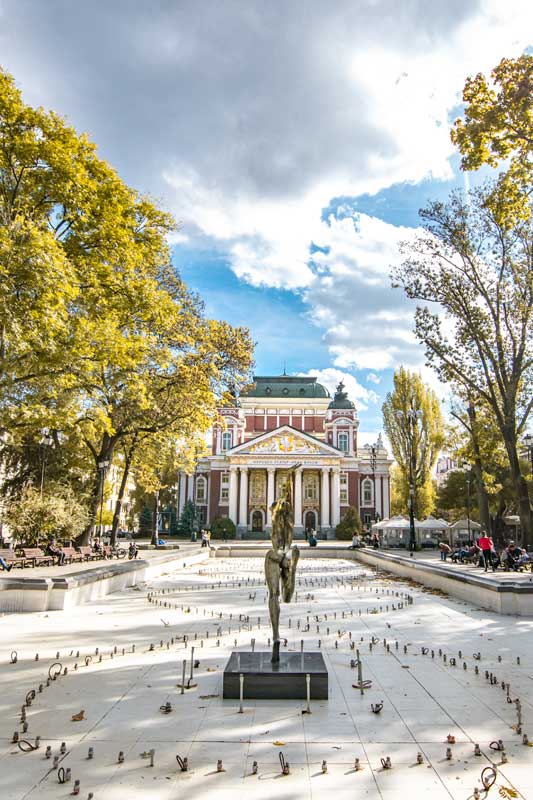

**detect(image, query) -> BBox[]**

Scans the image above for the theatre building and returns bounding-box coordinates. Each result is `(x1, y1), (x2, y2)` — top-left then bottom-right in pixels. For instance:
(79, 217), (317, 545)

(177, 375), (391, 538)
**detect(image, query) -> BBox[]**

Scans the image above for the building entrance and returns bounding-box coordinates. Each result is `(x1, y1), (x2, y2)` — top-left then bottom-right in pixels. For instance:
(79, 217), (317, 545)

(304, 510), (317, 532)
(251, 510), (263, 532)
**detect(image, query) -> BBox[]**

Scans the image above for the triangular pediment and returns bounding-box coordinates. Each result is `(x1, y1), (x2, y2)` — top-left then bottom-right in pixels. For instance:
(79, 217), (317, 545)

(229, 425), (342, 456)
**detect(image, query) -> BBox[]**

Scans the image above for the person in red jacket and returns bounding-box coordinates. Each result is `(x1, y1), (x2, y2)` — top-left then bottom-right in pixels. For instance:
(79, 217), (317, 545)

(478, 531), (495, 572)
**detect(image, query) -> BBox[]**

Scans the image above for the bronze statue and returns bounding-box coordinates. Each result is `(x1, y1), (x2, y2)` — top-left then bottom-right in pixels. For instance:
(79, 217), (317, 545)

(265, 465), (300, 662)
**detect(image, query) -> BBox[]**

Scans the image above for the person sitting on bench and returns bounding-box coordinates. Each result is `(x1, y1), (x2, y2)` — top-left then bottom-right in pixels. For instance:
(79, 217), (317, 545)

(502, 543), (519, 571)
(0, 556), (13, 572)
(46, 537), (65, 566)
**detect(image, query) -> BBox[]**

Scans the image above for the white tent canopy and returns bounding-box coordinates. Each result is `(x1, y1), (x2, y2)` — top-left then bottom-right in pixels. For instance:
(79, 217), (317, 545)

(371, 518), (393, 530)
(450, 519), (481, 530)
(382, 516), (420, 529)
(416, 516), (449, 530)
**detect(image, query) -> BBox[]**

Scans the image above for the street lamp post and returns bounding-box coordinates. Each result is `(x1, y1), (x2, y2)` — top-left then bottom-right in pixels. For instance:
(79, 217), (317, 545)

(463, 463), (472, 543)
(402, 409), (422, 556)
(151, 487), (160, 546)
(39, 430), (54, 499)
(370, 445), (377, 522)
(97, 459), (110, 540)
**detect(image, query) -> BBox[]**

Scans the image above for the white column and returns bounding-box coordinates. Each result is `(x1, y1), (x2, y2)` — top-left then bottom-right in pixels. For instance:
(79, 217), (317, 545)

(238, 467), (248, 527)
(321, 468), (330, 529)
(375, 475), (382, 518)
(383, 477), (390, 518)
(216, 428), (221, 454)
(266, 468), (275, 527)
(187, 474), (193, 502)
(331, 467), (341, 527)
(229, 466), (238, 524)
(294, 467), (303, 528)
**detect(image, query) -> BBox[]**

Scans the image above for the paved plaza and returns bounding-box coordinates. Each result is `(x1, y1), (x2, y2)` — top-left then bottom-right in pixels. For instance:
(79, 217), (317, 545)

(1, 555), (532, 799)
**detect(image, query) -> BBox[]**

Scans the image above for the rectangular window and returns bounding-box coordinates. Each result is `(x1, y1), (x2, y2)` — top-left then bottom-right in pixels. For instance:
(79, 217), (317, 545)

(303, 474), (318, 501)
(221, 431), (232, 451)
(220, 472), (229, 502)
(338, 431), (349, 452)
(340, 472), (348, 504)
(195, 477), (206, 503)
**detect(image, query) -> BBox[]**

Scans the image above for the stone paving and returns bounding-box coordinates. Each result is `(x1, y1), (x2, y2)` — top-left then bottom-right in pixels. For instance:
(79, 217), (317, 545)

(1, 555), (532, 799)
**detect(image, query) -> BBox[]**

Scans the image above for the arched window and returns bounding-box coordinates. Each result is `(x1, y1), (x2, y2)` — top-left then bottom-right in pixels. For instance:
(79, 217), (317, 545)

(338, 431), (349, 452)
(221, 431), (232, 451)
(195, 476), (207, 504)
(362, 478), (373, 506)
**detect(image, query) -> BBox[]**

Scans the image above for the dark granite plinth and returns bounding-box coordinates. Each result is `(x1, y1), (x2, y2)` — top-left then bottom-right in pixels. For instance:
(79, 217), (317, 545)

(223, 651), (328, 700)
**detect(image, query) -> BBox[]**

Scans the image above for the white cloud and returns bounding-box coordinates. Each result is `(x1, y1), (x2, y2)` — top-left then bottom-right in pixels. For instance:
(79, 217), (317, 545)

(1, 0), (532, 371)
(367, 373), (382, 385)
(303, 213), (425, 371)
(298, 367), (378, 412)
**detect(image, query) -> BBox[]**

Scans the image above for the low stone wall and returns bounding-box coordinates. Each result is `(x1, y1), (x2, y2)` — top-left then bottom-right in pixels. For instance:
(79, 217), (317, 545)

(353, 548), (533, 616)
(0, 549), (207, 612)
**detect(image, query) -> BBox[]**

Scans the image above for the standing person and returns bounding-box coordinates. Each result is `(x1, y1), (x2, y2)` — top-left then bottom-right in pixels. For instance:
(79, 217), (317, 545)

(372, 533), (379, 550)
(439, 541), (452, 561)
(128, 541), (139, 559)
(200, 529), (207, 548)
(478, 530), (495, 572)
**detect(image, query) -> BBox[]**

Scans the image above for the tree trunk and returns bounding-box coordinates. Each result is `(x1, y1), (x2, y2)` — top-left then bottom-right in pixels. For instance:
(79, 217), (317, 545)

(78, 438), (116, 546)
(502, 428), (533, 549)
(467, 404), (492, 535)
(110, 454), (132, 546)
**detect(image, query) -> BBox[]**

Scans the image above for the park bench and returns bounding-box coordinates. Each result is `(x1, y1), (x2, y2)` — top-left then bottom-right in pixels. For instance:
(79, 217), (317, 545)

(20, 548), (55, 567)
(78, 546), (99, 561)
(61, 546), (84, 564)
(0, 548), (26, 569)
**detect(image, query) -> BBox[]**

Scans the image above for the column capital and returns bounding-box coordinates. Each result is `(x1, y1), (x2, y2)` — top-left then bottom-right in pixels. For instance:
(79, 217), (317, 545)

(229, 464), (238, 472)
(240, 465), (248, 472)
(267, 466), (276, 474)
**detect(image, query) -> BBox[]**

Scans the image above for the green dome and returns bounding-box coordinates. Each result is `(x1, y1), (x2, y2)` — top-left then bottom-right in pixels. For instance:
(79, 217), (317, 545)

(241, 375), (330, 399)
(328, 381), (355, 410)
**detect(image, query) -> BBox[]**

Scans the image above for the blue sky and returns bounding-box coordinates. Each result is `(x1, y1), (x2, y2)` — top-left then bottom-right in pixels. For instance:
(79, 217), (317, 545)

(1, 1), (532, 444)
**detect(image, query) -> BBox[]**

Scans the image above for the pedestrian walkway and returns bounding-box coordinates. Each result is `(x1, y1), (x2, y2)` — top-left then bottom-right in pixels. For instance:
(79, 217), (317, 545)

(1, 556), (531, 800)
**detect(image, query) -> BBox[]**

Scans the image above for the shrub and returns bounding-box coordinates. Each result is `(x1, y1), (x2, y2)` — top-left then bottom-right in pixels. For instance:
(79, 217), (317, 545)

(335, 506), (362, 541)
(209, 516), (236, 540)
(177, 499), (197, 536)
(4, 485), (91, 547)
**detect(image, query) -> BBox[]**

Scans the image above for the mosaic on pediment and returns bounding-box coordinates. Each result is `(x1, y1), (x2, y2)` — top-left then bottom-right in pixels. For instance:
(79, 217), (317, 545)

(248, 432), (321, 455)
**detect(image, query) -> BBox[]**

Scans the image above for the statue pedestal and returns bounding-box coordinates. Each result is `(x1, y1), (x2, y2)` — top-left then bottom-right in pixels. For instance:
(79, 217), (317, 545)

(223, 651), (328, 700)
